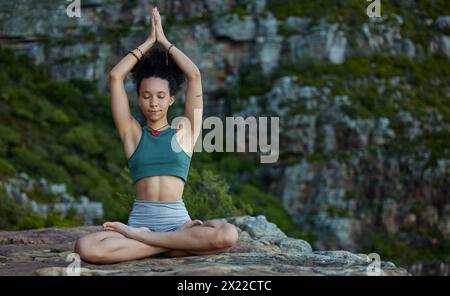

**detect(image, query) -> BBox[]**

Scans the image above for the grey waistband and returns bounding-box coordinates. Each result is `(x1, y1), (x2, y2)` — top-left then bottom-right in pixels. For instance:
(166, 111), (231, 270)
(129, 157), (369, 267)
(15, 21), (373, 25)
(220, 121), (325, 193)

(127, 198), (191, 232)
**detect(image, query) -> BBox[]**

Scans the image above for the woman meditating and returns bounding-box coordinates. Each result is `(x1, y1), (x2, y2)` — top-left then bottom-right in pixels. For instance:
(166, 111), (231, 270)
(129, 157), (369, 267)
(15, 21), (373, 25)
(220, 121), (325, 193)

(74, 7), (238, 264)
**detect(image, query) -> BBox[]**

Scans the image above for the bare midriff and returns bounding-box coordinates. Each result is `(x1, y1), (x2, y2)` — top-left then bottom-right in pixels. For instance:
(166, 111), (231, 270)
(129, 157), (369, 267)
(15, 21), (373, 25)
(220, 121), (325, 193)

(134, 175), (185, 201)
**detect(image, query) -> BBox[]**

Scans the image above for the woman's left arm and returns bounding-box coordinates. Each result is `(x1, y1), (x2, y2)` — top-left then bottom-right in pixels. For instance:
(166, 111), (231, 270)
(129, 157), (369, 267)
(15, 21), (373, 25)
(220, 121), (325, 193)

(154, 7), (203, 149)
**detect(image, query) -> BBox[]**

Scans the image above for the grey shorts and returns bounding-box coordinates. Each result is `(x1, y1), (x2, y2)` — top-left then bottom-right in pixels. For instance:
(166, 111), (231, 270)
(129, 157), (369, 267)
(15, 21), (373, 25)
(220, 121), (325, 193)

(127, 199), (192, 232)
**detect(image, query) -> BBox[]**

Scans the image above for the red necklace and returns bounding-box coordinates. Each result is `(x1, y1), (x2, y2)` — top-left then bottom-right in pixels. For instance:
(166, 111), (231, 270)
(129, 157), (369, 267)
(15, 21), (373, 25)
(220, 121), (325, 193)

(148, 123), (169, 137)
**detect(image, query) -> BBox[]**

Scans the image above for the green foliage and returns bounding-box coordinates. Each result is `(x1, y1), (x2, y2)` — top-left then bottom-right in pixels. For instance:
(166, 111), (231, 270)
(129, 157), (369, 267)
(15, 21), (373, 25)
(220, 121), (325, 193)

(184, 167), (253, 220)
(44, 210), (81, 228)
(103, 19), (132, 43)
(61, 155), (100, 179)
(0, 188), (81, 230)
(37, 163), (72, 185)
(0, 189), (27, 229)
(89, 178), (128, 221)
(231, 3), (251, 20)
(16, 213), (46, 230)
(0, 126), (21, 147)
(272, 53), (450, 125)
(11, 146), (45, 171)
(0, 158), (15, 177)
(233, 183), (314, 240)
(0, 46), (130, 225)
(238, 63), (272, 98)
(15, 210), (82, 230)
(178, 15), (212, 26)
(267, 0), (449, 24)
(363, 228), (450, 266)
(267, 0), (367, 23)
(63, 123), (104, 156)
(187, 150), (308, 238)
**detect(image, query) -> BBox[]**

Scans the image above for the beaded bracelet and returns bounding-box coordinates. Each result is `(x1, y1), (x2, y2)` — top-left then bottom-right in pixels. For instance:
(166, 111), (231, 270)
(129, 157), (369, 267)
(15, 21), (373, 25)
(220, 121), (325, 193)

(128, 50), (141, 61)
(135, 47), (144, 57)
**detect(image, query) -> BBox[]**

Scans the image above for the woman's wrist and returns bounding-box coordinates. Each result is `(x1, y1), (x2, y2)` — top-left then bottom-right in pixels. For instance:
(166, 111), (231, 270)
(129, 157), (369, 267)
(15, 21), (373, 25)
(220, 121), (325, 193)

(139, 39), (156, 54)
(159, 38), (171, 49)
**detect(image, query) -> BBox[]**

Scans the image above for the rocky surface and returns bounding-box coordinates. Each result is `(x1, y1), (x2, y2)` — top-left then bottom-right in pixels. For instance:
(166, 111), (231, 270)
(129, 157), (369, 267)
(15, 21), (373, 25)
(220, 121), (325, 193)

(0, 215), (409, 276)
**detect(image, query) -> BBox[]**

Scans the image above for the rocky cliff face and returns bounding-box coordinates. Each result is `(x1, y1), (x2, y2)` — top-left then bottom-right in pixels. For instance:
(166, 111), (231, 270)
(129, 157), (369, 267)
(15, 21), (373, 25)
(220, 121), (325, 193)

(0, 0), (448, 274)
(0, 215), (409, 276)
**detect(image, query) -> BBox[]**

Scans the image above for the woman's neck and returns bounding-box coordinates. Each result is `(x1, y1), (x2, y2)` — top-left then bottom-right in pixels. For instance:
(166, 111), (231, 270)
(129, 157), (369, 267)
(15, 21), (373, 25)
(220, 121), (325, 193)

(147, 119), (170, 131)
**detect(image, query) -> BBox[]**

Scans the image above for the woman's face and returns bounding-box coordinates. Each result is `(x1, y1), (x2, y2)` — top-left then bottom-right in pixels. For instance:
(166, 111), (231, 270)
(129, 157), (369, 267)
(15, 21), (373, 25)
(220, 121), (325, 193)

(138, 77), (175, 122)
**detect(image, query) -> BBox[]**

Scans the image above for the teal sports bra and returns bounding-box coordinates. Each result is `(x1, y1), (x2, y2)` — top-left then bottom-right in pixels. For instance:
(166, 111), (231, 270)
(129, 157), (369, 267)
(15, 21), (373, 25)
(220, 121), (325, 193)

(127, 126), (192, 184)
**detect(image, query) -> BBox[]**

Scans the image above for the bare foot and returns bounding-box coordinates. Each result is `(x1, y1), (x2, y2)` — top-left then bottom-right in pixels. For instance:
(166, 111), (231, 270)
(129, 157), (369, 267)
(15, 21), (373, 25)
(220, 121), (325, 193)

(102, 221), (151, 239)
(178, 219), (203, 231)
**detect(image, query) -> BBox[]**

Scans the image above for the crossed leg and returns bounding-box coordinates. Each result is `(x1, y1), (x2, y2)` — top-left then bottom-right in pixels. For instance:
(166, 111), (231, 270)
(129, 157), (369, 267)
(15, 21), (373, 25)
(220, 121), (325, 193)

(162, 220), (236, 258)
(74, 219), (238, 264)
(103, 219), (238, 254)
(74, 229), (169, 264)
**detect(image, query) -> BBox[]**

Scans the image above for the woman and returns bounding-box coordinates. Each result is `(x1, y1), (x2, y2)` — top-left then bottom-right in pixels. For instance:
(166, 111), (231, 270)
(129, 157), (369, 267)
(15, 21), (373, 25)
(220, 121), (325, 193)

(74, 7), (238, 264)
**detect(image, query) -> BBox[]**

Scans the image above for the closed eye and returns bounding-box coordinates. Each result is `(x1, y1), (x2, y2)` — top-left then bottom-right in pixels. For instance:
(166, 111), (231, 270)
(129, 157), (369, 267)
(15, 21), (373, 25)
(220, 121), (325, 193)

(143, 96), (165, 99)
(143, 95), (165, 99)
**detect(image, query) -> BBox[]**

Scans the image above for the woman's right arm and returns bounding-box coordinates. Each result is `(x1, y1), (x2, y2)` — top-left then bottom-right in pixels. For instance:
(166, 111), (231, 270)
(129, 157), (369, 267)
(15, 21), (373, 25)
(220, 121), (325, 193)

(109, 7), (158, 143)
(108, 38), (155, 142)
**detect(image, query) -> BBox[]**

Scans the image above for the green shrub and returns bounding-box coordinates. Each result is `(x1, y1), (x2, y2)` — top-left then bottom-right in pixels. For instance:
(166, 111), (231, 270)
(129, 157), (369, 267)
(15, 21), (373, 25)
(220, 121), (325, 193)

(184, 167), (253, 220)
(16, 213), (46, 230)
(11, 147), (43, 172)
(0, 189), (24, 229)
(0, 140), (7, 157)
(38, 80), (82, 107)
(238, 63), (272, 97)
(88, 178), (130, 222)
(0, 126), (21, 146)
(234, 184), (303, 237)
(72, 174), (94, 196)
(63, 123), (104, 155)
(49, 107), (71, 125)
(62, 155), (101, 180)
(37, 163), (71, 185)
(44, 210), (81, 228)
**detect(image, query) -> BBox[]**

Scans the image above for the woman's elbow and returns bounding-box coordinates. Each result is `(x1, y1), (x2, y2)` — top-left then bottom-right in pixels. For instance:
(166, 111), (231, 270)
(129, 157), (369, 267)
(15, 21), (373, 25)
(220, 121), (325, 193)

(108, 71), (124, 82)
(188, 70), (201, 80)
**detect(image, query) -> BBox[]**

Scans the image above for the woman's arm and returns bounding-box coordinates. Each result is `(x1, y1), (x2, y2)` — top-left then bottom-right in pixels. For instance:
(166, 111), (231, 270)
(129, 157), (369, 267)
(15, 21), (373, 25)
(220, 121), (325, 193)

(109, 39), (155, 80)
(158, 38), (200, 80)
(108, 8), (157, 142)
(154, 8), (203, 149)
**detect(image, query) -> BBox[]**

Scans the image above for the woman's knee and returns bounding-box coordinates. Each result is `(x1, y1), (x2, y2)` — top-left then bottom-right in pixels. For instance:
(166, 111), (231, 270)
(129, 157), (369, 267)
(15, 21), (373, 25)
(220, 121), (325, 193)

(74, 233), (109, 264)
(212, 223), (239, 249)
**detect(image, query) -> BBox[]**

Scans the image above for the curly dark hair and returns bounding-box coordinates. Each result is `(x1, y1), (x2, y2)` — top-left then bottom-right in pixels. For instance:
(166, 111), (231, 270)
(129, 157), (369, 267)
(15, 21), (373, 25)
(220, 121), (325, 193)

(131, 43), (186, 97)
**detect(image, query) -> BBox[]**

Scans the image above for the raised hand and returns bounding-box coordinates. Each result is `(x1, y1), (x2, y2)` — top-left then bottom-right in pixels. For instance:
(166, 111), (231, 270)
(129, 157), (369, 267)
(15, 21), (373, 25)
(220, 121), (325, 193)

(153, 7), (169, 45)
(147, 7), (157, 43)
